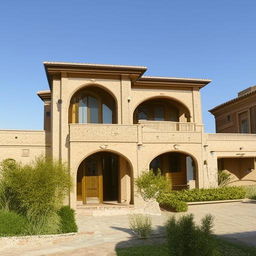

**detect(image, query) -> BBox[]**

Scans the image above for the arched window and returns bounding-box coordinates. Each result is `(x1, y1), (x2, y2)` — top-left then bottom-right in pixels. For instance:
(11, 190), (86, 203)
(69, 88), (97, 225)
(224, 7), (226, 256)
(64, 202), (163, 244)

(149, 152), (197, 190)
(69, 86), (116, 124)
(133, 98), (191, 124)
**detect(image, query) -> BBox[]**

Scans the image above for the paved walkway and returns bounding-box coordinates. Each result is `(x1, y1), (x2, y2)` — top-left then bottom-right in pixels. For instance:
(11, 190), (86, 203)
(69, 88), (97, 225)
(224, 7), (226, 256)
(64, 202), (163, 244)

(1, 201), (256, 256)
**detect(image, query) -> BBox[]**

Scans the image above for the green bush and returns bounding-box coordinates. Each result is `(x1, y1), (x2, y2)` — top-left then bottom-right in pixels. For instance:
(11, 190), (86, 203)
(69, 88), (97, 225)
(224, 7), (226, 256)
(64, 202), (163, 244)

(135, 170), (170, 200)
(218, 170), (232, 187)
(157, 186), (246, 212)
(129, 214), (152, 238)
(166, 214), (217, 256)
(58, 206), (78, 233)
(0, 210), (28, 236)
(158, 193), (188, 212)
(159, 186), (246, 203)
(244, 185), (256, 199)
(0, 157), (72, 235)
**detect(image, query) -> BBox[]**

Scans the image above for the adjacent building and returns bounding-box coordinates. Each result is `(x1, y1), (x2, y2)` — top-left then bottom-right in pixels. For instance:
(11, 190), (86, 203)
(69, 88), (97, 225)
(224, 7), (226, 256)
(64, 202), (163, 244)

(210, 86), (256, 187)
(210, 86), (256, 134)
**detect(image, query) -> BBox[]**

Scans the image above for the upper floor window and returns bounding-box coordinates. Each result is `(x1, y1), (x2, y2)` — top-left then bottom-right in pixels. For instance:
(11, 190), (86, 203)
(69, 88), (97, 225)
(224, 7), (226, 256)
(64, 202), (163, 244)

(240, 119), (249, 133)
(69, 86), (116, 124)
(133, 98), (190, 124)
(239, 111), (249, 133)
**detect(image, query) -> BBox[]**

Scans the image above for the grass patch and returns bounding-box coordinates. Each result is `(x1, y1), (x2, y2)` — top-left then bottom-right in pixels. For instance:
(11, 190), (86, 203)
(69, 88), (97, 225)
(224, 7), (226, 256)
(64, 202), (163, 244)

(116, 238), (256, 256)
(116, 243), (168, 256)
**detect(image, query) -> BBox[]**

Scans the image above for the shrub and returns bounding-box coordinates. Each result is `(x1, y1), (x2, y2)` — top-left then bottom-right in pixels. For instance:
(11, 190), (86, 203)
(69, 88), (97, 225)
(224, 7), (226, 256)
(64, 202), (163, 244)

(166, 214), (217, 256)
(58, 206), (78, 233)
(135, 170), (170, 200)
(218, 170), (232, 187)
(157, 186), (246, 212)
(157, 193), (188, 212)
(159, 186), (246, 203)
(244, 185), (256, 199)
(0, 210), (28, 236)
(0, 157), (72, 234)
(129, 214), (152, 238)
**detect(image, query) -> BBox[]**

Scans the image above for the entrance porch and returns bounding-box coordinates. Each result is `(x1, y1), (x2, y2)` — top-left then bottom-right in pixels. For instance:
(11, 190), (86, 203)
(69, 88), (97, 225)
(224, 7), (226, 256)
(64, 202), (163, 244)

(77, 151), (133, 205)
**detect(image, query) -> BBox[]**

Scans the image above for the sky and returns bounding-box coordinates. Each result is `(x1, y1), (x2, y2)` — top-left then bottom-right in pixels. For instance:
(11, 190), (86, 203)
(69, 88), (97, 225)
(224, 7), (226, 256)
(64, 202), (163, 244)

(0, 0), (255, 132)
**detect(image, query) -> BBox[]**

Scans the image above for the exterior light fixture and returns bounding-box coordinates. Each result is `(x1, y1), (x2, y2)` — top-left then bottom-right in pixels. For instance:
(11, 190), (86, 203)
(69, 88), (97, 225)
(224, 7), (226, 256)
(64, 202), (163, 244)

(100, 145), (108, 149)
(173, 144), (180, 150)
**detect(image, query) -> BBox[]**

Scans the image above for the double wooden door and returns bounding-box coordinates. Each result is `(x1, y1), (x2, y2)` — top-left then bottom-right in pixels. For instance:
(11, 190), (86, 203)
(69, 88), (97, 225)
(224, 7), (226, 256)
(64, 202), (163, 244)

(77, 153), (118, 204)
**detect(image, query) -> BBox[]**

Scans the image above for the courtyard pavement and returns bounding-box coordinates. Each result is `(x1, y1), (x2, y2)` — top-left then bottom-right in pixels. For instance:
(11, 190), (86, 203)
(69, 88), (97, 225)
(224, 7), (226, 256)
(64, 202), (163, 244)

(1, 201), (256, 256)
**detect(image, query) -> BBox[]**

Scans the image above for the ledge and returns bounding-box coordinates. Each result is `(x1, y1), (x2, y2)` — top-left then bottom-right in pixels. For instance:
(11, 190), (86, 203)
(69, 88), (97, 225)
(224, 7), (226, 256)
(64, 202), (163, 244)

(187, 198), (255, 206)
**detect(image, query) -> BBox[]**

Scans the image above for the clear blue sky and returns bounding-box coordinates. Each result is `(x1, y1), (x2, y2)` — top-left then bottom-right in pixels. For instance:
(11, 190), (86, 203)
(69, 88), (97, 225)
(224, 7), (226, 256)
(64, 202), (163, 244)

(0, 1), (255, 132)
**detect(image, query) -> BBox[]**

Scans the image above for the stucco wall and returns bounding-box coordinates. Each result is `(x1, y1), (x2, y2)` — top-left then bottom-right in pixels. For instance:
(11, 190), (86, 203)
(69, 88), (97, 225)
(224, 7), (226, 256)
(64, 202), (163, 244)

(205, 133), (256, 187)
(0, 130), (49, 164)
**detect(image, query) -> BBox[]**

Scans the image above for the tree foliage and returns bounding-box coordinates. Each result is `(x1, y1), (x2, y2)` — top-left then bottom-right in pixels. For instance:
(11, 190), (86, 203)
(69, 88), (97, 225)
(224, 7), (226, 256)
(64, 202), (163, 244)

(135, 169), (171, 201)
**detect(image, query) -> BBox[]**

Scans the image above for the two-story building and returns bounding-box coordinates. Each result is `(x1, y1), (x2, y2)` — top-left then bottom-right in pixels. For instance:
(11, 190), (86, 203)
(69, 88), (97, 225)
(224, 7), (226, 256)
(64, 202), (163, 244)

(1, 62), (256, 210)
(210, 86), (256, 187)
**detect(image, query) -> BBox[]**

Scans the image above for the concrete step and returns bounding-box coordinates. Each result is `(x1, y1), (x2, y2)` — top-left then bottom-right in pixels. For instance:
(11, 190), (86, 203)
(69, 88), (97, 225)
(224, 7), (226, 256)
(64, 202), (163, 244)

(76, 202), (135, 216)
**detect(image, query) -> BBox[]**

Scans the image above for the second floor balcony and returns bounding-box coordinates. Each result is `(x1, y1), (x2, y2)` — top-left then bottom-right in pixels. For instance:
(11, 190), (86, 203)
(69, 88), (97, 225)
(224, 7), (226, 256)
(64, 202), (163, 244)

(68, 84), (203, 144)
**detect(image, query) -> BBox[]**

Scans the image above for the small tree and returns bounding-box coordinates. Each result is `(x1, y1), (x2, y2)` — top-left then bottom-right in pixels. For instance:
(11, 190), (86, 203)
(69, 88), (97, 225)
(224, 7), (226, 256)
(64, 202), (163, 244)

(135, 169), (171, 201)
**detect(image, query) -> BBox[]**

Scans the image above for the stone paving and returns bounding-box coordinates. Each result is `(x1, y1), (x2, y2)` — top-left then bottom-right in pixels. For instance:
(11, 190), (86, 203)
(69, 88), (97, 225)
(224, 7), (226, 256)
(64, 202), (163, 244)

(1, 201), (256, 256)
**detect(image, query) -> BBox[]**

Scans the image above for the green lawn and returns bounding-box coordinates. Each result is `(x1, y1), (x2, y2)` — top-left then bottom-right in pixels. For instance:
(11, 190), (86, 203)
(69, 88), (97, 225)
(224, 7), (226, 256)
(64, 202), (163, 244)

(116, 238), (256, 256)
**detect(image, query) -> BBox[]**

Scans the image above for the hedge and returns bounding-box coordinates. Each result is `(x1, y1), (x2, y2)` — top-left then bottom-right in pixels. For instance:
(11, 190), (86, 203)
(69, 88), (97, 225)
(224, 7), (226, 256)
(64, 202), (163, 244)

(157, 186), (246, 212)
(159, 198), (188, 212)
(169, 186), (246, 202)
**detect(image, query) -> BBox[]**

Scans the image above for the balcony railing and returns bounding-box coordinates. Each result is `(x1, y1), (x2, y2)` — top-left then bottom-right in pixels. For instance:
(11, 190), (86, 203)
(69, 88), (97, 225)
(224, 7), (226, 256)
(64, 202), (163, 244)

(138, 120), (201, 132)
(69, 121), (203, 144)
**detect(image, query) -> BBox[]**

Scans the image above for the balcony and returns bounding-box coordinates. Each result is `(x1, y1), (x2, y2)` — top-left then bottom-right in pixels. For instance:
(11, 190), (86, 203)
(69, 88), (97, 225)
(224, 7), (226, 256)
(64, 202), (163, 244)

(69, 121), (203, 144)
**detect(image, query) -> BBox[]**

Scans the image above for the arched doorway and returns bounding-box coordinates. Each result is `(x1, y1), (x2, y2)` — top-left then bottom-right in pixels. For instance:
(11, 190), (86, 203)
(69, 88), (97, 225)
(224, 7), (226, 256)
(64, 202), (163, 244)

(133, 97), (190, 124)
(77, 152), (133, 204)
(149, 152), (197, 190)
(69, 85), (117, 124)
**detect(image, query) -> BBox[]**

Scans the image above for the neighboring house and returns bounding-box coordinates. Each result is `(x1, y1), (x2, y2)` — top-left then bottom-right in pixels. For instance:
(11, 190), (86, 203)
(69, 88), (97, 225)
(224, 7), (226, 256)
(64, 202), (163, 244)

(210, 86), (256, 186)
(0, 62), (256, 210)
(210, 86), (256, 134)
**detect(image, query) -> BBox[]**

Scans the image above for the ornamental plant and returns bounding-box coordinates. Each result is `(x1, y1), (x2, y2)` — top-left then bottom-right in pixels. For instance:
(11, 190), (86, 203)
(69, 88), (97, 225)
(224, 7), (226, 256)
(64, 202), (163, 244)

(0, 157), (72, 234)
(166, 214), (216, 256)
(129, 214), (152, 238)
(218, 170), (232, 187)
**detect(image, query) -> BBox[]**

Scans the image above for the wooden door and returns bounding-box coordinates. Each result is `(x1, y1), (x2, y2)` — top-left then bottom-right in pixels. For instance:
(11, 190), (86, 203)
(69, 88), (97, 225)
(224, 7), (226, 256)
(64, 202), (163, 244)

(82, 155), (103, 204)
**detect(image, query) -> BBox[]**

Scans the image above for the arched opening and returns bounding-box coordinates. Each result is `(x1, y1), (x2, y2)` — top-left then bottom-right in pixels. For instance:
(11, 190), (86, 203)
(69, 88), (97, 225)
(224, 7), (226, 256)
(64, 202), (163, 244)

(77, 151), (133, 204)
(69, 86), (117, 124)
(218, 157), (256, 186)
(133, 97), (190, 124)
(149, 152), (197, 190)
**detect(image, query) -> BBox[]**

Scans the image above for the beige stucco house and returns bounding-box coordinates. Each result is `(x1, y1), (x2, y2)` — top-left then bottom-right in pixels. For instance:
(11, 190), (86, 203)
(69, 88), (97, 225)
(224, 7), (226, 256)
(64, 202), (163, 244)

(210, 86), (256, 187)
(1, 62), (256, 210)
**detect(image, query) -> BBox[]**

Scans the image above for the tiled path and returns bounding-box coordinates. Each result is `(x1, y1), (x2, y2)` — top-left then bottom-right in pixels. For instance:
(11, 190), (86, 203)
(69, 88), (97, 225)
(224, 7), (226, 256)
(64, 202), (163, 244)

(1, 201), (256, 256)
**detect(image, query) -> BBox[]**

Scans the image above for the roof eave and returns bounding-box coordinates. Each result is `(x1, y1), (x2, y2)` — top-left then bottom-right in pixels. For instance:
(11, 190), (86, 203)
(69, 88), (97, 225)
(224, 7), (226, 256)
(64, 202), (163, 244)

(134, 76), (211, 89)
(209, 90), (256, 114)
(37, 90), (51, 101)
(44, 62), (147, 88)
